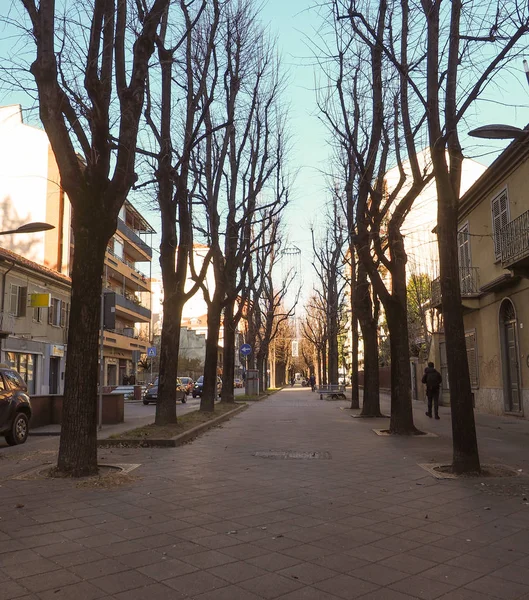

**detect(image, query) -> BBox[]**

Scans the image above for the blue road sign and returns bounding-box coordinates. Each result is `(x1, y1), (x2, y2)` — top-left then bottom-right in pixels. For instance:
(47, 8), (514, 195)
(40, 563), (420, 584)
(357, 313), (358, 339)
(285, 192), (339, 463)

(240, 343), (252, 356)
(147, 347), (157, 358)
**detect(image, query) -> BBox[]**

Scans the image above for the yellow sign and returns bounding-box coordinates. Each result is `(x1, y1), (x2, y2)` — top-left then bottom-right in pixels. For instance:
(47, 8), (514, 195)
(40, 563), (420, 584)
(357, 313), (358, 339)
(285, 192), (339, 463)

(30, 293), (51, 308)
(50, 345), (64, 357)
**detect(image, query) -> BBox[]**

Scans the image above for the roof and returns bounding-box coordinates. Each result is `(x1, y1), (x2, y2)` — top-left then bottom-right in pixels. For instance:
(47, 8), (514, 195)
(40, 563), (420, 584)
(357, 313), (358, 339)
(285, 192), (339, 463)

(0, 247), (71, 287)
(459, 127), (529, 217)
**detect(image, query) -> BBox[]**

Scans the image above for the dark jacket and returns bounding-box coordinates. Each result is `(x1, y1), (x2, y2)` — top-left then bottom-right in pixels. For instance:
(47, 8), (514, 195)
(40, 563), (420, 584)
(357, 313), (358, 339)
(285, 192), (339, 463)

(422, 367), (442, 391)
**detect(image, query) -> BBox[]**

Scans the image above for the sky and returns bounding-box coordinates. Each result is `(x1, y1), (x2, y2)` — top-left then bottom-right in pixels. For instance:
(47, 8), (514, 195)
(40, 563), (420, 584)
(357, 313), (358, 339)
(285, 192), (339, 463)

(3, 0), (529, 300)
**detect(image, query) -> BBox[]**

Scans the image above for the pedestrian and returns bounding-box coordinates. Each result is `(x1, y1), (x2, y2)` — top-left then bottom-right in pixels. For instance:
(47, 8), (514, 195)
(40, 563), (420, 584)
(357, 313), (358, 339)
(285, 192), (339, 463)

(422, 361), (442, 419)
(290, 375), (295, 387)
(309, 374), (316, 392)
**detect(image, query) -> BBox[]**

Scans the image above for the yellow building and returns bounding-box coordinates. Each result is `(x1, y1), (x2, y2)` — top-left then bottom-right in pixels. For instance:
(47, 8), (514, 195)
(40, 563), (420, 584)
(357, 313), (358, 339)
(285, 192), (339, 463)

(431, 139), (529, 416)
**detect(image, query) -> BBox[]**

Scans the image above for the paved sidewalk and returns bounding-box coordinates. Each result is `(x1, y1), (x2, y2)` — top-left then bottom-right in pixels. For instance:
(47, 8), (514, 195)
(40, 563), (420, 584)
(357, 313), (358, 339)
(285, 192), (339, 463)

(1, 388), (529, 599)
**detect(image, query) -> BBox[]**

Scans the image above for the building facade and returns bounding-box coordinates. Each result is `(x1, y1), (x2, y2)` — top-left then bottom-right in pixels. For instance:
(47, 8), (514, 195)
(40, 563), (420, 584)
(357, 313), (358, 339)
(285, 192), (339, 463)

(0, 248), (71, 395)
(430, 139), (529, 417)
(0, 104), (154, 387)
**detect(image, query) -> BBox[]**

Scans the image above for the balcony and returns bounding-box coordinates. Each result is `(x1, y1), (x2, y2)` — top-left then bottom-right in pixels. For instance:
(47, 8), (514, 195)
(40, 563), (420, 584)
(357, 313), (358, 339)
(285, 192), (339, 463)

(105, 249), (150, 292)
(0, 312), (15, 338)
(103, 328), (149, 353)
(501, 210), (529, 275)
(431, 267), (480, 310)
(114, 292), (151, 322)
(117, 218), (152, 260)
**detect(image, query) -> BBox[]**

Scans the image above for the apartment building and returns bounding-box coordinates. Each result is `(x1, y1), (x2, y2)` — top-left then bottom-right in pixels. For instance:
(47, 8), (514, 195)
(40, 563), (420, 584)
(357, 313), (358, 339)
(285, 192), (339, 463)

(0, 248), (70, 395)
(0, 104), (154, 387)
(430, 138), (529, 417)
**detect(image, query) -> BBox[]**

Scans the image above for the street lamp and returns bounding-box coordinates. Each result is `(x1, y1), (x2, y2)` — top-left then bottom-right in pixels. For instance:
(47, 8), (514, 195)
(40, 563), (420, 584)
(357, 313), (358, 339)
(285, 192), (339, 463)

(468, 124), (527, 140)
(0, 222), (55, 236)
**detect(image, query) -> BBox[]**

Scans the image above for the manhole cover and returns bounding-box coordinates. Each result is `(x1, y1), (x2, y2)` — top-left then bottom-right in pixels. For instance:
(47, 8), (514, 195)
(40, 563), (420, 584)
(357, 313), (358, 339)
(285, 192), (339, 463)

(253, 450), (331, 460)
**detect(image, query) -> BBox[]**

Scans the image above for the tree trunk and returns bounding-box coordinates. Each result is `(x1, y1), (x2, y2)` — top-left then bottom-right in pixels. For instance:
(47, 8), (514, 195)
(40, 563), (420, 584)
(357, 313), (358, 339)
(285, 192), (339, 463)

(201, 296), (222, 412)
(155, 293), (181, 425)
(322, 342), (328, 385)
(355, 263), (382, 417)
(437, 191), (480, 472)
(327, 304), (339, 385)
(386, 297), (418, 433)
(221, 300), (236, 403)
(57, 216), (110, 476)
(350, 311), (360, 409)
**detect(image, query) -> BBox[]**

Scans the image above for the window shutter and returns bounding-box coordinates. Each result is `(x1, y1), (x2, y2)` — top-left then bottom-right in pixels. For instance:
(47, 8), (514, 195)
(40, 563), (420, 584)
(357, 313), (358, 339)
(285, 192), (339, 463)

(60, 301), (67, 327)
(491, 191), (509, 260)
(465, 331), (479, 388)
(18, 287), (27, 317)
(48, 298), (54, 325)
(9, 285), (18, 315)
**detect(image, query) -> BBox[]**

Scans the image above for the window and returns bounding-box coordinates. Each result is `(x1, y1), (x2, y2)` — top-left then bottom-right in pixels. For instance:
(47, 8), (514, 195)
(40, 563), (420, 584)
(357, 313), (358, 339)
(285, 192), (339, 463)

(491, 189), (509, 260)
(465, 331), (479, 388)
(33, 306), (43, 323)
(458, 223), (472, 294)
(48, 298), (69, 327)
(9, 284), (27, 317)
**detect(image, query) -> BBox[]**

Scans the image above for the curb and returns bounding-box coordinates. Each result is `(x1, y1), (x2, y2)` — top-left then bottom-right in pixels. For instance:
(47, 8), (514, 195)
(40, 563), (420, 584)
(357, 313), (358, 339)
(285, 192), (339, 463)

(97, 403), (248, 448)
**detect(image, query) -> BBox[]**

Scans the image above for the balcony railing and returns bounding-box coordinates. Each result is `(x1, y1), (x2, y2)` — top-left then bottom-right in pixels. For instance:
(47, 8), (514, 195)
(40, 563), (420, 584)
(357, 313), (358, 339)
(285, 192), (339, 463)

(0, 311), (15, 334)
(431, 266), (480, 307)
(106, 248), (148, 283)
(501, 210), (529, 267)
(115, 292), (151, 320)
(117, 218), (153, 258)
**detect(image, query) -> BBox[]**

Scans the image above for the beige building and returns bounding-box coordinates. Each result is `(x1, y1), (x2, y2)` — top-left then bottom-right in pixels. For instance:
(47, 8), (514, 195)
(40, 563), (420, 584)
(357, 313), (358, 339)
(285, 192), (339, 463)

(0, 248), (71, 395)
(430, 139), (529, 416)
(0, 104), (154, 387)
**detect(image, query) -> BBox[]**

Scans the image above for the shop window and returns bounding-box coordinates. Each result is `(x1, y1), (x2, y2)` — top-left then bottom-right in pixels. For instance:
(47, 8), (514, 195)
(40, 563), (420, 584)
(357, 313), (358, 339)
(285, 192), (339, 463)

(9, 284), (27, 317)
(5, 352), (36, 394)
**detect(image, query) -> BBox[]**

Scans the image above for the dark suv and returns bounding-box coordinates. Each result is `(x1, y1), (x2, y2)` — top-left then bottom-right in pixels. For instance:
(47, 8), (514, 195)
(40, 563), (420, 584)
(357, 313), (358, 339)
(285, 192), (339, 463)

(0, 367), (32, 445)
(192, 376), (222, 398)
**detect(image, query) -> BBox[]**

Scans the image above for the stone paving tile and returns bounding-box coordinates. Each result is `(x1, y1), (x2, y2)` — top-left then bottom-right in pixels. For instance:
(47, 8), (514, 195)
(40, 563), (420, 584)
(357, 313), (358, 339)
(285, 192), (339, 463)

(221, 542), (273, 560)
(389, 574), (457, 599)
(36, 580), (106, 600)
(113, 582), (187, 600)
(2, 557), (60, 580)
(90, 570), (156, 595)
(0, 579), (30, 599)
(115, 549), (167, 569)
(278, 562), (337, 585)
(238, 572), (304, 599)
(351, 562), (409, 586)
(181, 549), (237, 569)
(164, 570), (229, 596)
(313, 573), (380, 599)
(53, 549), (106, 568)
(207, 560), (268, 583)
(419, 563), (482, 587)
(277, 586), (344, 600)
(22, 568), (81, 593)
(193, 584), (264, 600)
(69, 558), (129, 579)
(347, 588), (417, 600)
(138, 557), (198, 581)
(437, 590), (497, 600)
(464, 574), (529, 599)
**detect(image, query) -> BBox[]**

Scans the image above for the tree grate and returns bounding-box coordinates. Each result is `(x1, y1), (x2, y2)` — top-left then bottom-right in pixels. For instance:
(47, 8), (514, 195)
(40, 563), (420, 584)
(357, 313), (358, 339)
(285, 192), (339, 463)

(253, 450), (332, 460)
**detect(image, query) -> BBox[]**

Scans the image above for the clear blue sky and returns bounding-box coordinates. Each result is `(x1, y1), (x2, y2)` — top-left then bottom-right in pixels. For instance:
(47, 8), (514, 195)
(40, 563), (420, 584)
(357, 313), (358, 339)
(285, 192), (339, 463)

(3, 0), (529, 289)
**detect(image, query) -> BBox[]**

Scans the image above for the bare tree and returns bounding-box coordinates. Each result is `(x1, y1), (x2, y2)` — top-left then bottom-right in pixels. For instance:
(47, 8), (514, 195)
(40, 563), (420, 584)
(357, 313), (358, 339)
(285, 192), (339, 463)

(192, 1), (288, 410)
(15, 0), (169, 475)
(317, 1), (436, 433)
(311, 194), (348, 386)
(140, 0), (218, 425)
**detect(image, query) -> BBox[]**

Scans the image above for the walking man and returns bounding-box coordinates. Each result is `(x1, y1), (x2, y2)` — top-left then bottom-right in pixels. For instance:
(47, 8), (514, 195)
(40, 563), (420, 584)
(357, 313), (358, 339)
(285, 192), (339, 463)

(422, 362), (442, 419)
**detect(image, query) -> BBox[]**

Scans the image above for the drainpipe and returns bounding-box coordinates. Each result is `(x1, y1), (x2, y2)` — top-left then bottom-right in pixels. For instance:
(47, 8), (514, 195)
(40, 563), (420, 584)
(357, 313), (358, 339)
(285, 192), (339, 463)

(0, 261), (15, 363)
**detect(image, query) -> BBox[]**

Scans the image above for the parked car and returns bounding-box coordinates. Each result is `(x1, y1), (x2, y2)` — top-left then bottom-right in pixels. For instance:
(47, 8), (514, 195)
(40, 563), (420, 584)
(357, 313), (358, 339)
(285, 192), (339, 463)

(234, 378), (243, 388)
(0, 366), (32, 445)
(143, 377), (187, 405)
(110, 385), (136, 400)
(192, 376), (222, 398)
(178, 376), (194, 395)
